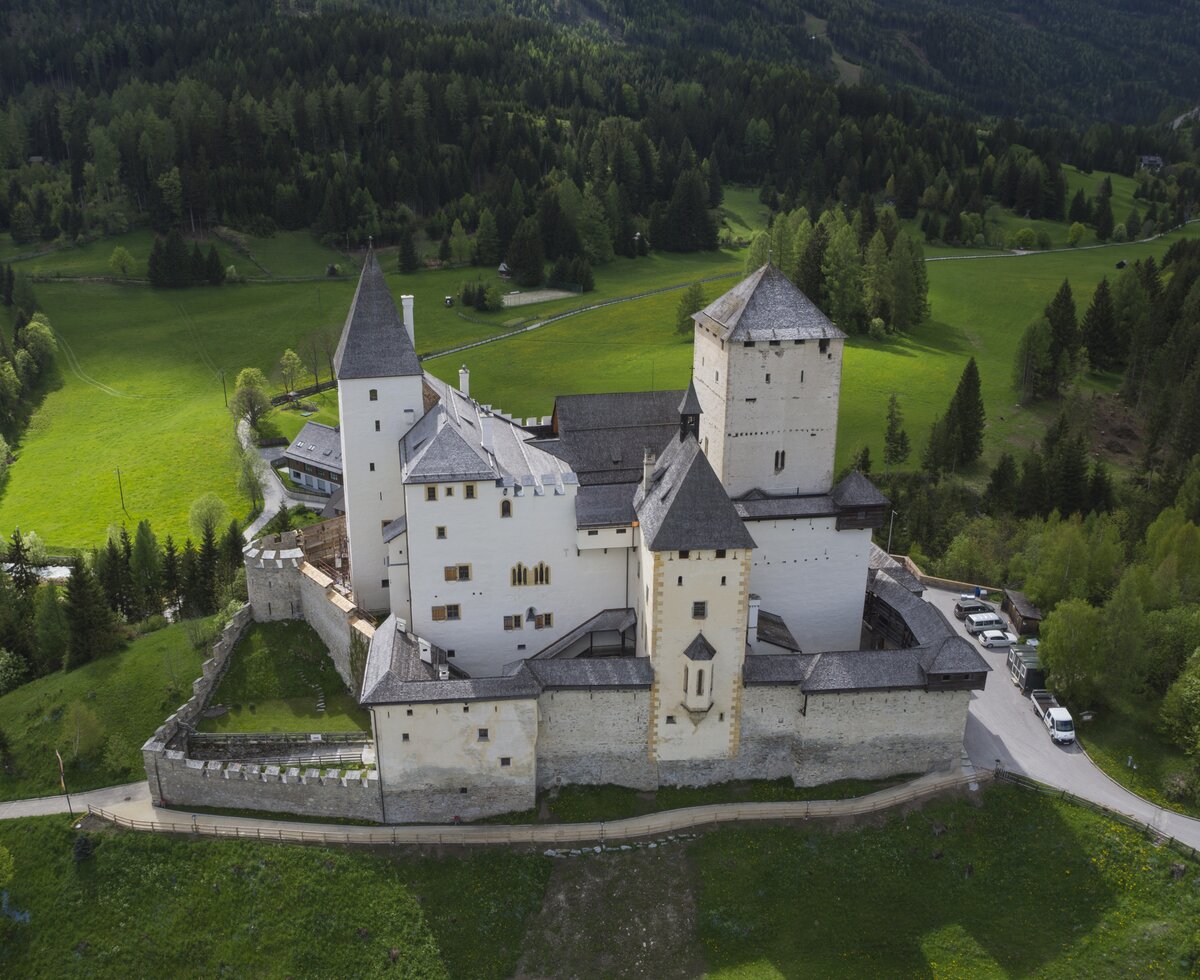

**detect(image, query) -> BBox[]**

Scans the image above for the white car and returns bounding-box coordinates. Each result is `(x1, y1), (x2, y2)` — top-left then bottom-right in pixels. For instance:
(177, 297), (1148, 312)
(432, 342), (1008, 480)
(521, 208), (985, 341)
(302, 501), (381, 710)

(979, 630), (1018, 649)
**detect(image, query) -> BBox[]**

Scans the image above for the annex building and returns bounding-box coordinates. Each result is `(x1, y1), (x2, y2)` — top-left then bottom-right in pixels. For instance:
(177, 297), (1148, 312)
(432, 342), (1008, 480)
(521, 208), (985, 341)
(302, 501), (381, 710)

(146, 253), (989, 824)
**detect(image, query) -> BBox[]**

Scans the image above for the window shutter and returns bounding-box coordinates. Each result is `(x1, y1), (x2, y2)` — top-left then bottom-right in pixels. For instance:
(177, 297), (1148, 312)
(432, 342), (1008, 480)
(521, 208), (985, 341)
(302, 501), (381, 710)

(432, 606), (447, 621)
(444, 566), (456, 581)
(535, 614), (544, 629)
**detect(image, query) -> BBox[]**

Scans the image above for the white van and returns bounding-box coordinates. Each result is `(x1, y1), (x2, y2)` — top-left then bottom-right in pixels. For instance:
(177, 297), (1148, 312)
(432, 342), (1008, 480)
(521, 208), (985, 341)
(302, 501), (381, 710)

(965, 612), (1005, 635)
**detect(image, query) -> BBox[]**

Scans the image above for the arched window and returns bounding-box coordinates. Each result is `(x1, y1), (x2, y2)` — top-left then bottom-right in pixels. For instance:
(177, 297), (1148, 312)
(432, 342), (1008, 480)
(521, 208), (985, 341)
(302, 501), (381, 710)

(696, 669), (705, 696)
(533, 562), (551, 586)
(500, 499), (512, 518)
(511, 563), (529, 586)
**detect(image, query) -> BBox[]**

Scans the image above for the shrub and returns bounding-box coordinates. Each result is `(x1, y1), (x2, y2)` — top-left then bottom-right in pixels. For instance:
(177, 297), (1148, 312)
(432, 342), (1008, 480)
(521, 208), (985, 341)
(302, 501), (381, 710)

(868, 317), (888, 341)
(73, 834), (96, 863)
(0, 648), (28, 697)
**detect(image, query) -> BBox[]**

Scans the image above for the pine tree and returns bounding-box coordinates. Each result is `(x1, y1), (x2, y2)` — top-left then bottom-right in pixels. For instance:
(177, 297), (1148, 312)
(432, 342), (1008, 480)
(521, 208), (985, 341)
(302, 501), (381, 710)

(63, 556), (118, 669)
(1087, 460), (1115, 514)
(1093, 196), (1114, 241)
(221, 518), (243, 582)
(984, 452), (1020, 514)
(1045, 279), (1079, 389)
(33, 581), (68, 675)
(1081, 277), (1119, 371)
(947, 357), (986, 466)
(205, 245), (225, 285)
(162, 535), (179, 606)
(179, 538), (202, 618)
(94, 537), (128, 616)
(474, 209), (500, 267)
(506, 216), (545, 287)
(1068, 188), (1090, 223)
(198, 523), (218, 615)
(1017, 451), (1048, 517)
(398, 226), (420, 272)
(863, 229), (891, 325)
(796, 220), (829, 306)
(5, 529), (38, 597)
(129, 519), (161, 620)
(883, 394), (910, 469)
(1049, 434), (1089, 516)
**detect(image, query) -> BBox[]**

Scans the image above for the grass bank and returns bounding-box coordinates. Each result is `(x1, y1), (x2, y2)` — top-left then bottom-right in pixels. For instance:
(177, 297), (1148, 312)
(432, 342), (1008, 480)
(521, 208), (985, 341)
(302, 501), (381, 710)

(198, 620), (370, 733)
(0, 621), (210, 801)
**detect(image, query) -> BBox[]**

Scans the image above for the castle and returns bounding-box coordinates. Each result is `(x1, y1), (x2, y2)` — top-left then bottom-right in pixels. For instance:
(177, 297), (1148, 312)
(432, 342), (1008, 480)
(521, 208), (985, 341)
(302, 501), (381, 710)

(147, 253), (989, 824)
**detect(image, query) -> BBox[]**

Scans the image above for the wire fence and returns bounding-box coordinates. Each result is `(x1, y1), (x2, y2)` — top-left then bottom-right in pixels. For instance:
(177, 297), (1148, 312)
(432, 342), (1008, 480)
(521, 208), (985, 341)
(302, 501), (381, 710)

(86, 768), (983, 847)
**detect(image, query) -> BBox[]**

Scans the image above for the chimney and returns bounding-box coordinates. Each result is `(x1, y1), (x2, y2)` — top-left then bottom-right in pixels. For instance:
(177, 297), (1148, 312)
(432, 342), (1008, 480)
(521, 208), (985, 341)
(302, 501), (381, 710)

(458, 364), (470, 396)
(642, 448), (656, 492)
(747, 594), (761, 635)
(418, 638), (431, 664)
(480, 412), (494, 455)
(401, 294), (415, 347)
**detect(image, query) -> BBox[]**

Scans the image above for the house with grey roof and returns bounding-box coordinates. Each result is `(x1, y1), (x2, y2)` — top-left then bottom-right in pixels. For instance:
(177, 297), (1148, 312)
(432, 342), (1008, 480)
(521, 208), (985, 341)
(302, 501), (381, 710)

(281, 420), (343, 495)
(233, 259), (988, 824)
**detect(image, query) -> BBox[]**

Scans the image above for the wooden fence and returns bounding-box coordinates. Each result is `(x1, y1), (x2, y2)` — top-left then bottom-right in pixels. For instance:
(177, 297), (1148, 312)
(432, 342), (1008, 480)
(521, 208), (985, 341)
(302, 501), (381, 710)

(85, 769), (984, 846)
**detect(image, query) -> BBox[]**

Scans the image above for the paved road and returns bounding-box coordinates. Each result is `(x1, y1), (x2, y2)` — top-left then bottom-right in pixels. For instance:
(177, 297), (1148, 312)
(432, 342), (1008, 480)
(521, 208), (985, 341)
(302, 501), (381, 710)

(924, 587), (1200, 849)
(0, 781), (148, 821)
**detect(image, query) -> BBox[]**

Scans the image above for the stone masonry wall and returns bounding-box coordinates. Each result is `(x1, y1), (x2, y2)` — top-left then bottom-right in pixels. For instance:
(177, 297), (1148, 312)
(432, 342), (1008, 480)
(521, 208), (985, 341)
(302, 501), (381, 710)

(296, 563), (375, 690)
(536, 689), (657, 790)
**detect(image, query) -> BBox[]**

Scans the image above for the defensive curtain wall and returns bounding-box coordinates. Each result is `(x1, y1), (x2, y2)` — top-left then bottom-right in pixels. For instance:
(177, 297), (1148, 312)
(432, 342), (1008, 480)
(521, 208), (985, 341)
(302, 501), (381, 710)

(140, 530), (387, 822)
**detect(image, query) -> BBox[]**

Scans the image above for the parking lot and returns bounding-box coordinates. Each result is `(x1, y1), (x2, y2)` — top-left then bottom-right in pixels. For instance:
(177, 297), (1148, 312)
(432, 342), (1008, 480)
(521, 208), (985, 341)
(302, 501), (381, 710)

(924, 587), (1200, 847)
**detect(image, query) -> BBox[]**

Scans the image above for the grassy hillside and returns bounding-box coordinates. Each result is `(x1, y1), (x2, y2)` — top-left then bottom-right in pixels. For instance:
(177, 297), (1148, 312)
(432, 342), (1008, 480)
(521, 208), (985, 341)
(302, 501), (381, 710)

(0, 621), (210, 801)
(2, 786), (1196, 975)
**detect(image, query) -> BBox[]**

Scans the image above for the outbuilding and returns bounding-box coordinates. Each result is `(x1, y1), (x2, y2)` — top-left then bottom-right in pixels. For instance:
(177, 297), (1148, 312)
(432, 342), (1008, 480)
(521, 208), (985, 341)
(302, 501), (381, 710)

(1002, 589), (1043, 637)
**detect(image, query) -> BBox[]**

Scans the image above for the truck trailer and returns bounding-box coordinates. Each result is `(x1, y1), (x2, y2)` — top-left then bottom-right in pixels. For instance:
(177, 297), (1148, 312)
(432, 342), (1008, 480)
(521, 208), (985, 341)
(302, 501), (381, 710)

(1031, 689), (1075, 744)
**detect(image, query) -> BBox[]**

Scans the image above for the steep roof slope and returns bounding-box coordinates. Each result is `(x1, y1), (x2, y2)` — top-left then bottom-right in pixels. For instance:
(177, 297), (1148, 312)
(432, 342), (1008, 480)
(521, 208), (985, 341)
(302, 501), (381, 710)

(332, 250), (422, 379)
(696, 263), (847, 342)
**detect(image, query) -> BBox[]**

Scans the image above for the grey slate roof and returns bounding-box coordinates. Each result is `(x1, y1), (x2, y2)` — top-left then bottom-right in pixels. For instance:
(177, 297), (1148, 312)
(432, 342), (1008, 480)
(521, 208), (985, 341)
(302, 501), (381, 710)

(381, 515), (407, 544)
(801, 649), (928, 692)
(634, 433), (756, 552)
(575, 483), (637, 528)
(682, 633), (717, 661)
(871, 571), (956, 646)
(757, 610), (801, 651)
(734, 492), (839, 521)
(678, 380), (702, 416)
(332, 250), (422, 380)
(1004, 589), (1043, 621)
(283, 421), (343, 473)
(868, 544), (923, 595)
(532, 389), (683, 485)
(696, 264), (847, 342)
(403, 375), (575, 490)
(831, 470), (890, 509)
(524, 657), (653, 690)
(531, 608), (637, 659)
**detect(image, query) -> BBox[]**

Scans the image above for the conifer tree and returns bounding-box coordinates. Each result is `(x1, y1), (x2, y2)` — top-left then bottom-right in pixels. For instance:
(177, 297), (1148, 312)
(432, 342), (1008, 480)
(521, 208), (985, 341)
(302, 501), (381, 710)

(205, 245), (226, 285)
(507, 216), (545, 287)
(198, 523), (219, 615)
(1045, 279), (1079, 391)
(1082, 277), (1119, 371)
(474, 208), (500, 267)
(947, 357), (986, 466)
(5, 529), (38, 597)
(162, 535), (180, 606)
(398, 226), (420, 272)
(221, 518), (243, 582)
(63, 556), (118, 669)
(129, 519), (161, 620)
(796, 220), (829, 306)
(33, 580), (68, 675)
(984, 452), (1020, 514)
(883, 394), (910, 469)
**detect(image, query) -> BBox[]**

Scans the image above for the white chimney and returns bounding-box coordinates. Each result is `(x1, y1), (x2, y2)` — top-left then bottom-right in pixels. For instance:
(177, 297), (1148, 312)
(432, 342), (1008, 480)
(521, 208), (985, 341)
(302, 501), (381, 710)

(458, 364), (470, 396)
(642, 448), (656, 492)
(418, 638), (431, 664)
(480, 412), (494, 455)
(748, 594), (761, 634)
(401, 294), (415, 347)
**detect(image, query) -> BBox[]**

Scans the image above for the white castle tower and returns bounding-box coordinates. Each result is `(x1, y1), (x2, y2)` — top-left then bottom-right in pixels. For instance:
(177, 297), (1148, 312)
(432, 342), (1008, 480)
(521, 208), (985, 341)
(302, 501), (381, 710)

(691, 264), (847, 497)
(333, 249), (424, 613)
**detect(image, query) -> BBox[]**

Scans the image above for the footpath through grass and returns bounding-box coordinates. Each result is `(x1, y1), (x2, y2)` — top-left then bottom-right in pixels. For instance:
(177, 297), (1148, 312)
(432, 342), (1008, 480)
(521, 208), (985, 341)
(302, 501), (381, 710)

(3, 784), (1197, 976)
(0, 621), (208, 801)
(199, 620), (370, 733)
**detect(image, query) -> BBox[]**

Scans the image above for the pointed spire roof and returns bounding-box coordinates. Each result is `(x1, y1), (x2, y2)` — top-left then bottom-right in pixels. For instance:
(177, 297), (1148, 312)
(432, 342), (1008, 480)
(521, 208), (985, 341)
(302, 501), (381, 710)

(696, 264), (847, 342)
(678, 379), (702, 416)
(333, 249), (422, 380)
(634, 434), (755, 553)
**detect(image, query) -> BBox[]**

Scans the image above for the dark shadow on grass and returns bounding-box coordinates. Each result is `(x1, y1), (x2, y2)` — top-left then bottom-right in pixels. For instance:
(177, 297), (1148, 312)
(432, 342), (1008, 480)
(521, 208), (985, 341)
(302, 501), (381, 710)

(845, 319), (972, 360)
(692, 786), (1115, 977)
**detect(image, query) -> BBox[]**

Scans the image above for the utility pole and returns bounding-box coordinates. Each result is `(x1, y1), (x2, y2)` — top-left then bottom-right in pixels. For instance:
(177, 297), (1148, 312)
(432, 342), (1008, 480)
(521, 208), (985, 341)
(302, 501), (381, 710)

(887, 508), (902, 555)
(115, 467), (127, 513)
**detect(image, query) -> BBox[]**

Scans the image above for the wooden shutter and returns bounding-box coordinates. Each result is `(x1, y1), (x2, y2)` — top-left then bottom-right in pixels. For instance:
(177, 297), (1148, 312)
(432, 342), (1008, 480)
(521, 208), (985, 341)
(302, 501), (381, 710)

(444, 566), (456, 581)
(432, 606), (447, 622)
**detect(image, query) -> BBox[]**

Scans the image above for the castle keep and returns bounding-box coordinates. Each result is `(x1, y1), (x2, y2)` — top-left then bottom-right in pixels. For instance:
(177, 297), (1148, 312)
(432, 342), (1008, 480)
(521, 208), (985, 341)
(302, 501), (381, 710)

(145, 255), (989, 823)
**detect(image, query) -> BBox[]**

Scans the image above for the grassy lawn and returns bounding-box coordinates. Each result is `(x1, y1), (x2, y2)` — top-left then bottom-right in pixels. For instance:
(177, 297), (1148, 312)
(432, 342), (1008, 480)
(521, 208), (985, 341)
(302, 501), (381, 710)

(267, 388), (340, 442)
(719, 185), (771, 240)
(0, 815), (549, 979)
(1076, 699), (1200, 819)
(11, 229), (242, 280)
(2, 785), (1196, 975)
(241, 230), (358, 279)
(489, 774), (914, 824)
(0, 621), (209, 801)
(692, 784), (1199, 977)
(198, 620), (370, 734)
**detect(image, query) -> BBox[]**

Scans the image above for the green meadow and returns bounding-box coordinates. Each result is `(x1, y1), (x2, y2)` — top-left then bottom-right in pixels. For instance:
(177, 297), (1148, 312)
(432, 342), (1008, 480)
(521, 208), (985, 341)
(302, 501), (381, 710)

(1, 186), (1193, 549)
(2, 785), (1198, 976)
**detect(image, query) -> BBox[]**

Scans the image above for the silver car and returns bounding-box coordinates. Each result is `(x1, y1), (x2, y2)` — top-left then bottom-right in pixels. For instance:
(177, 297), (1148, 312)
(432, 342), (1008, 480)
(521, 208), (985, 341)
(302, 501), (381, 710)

(979, 629), (1018, 649)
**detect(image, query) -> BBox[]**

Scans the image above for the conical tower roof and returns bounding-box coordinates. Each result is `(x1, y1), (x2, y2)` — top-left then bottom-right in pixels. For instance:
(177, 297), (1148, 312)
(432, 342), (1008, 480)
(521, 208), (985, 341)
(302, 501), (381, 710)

(678, 379), (703, 416)
(333, 249), (422, 380)
(696, 264), (846, 342)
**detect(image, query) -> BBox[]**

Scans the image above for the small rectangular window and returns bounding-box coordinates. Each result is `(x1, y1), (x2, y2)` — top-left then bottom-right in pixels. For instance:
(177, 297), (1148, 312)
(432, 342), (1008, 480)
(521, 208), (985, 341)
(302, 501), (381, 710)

(445, 486), (454, 497)
(721, 576), (727, 586)
(369, 389), (378, 401)
(679, 550), (690, 559)
(715, 549), (726, 558)
(666, 715), (676, 724)
(462, 705), (470, 713)
(381, 578), (389, 588)
(446, 604), (461, 621)
(693, 601), (707, 619)
(544, 612), (553, 627)
(769, 340), (781, 347)
(375, 420), (381, 431)
(406, 709), (413, 716)
(465, 484), (476, 499)
(369, 462), (375, 472)
(436, 526), (447, 539)
(819, 338), (830, 354)
(447, 649), (455, 657)
(587, 529), (599, 536)
(743, 340), (755, 348)
(503, 615), (514, 630)
(402, 733), (410, 742)
(616, 528), (627, 534)
(426, 486), (437, 501)
(477, 728), (489, 741)
(500, 757), (511, 767)
(765, 373), (771, 384)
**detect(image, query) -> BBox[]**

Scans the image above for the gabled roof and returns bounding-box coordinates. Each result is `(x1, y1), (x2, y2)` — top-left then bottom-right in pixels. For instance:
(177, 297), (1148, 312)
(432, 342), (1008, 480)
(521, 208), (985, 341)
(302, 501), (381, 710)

(332, 250), (422, 380)
(282, 421), (342, 473)
(683, 634), (716, 661)
(405, 421), (496, 482)
(633, 433), (755, 552)
(695, 264), (847, 342)
(831, 470), (889, 509)
(575, 483), (637, 528)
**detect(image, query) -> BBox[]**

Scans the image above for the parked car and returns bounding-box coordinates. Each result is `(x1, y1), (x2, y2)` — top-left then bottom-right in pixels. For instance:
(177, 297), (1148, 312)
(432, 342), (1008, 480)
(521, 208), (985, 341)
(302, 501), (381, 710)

(964, 612), (1005, 634)
(954, 596), (993, 619)
(979, 629), (1018, 648)
(1032, 689), (1076, 744)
